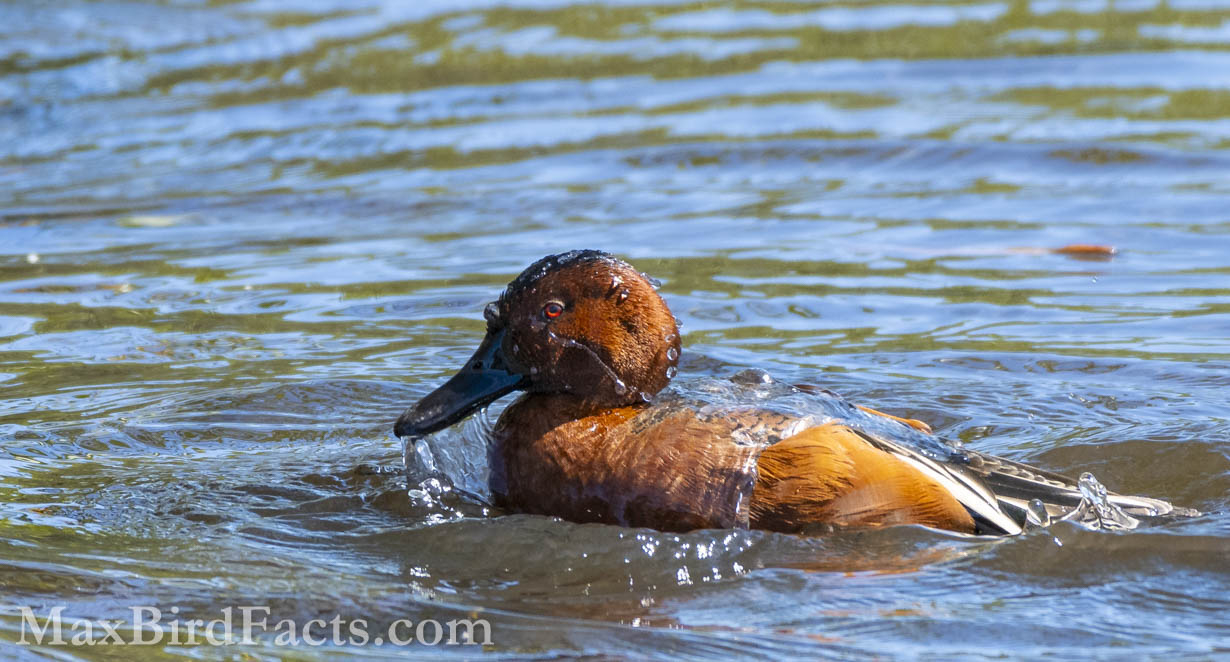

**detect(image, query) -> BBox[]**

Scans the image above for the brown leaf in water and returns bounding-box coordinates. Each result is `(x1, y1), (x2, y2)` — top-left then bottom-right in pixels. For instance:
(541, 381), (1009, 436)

(1052, 244), (1117, 258)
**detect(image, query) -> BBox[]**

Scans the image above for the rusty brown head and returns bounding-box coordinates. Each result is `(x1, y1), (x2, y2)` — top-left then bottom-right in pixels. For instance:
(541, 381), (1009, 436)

(394, 250), (682, 438)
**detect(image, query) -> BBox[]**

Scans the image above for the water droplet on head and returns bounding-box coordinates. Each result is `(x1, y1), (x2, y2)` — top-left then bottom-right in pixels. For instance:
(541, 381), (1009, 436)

(666, 366), (678, 379)
(638, 391), (652, 403)
(618, 289), (629, 302)
(666, 347), (679, 362)
(614, 379), (628, 395)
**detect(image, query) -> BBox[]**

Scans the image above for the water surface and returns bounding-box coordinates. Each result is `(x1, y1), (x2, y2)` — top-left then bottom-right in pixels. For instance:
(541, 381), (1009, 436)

(3, 0), (1230, 659)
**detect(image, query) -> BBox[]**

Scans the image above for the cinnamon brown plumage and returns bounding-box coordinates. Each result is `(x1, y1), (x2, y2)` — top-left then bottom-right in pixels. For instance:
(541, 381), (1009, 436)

(395, 250), (1186, 535)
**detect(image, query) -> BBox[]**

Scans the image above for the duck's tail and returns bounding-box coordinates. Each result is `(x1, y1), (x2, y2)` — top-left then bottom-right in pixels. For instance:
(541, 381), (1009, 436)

(962, 449), (1195, 532)
(852, 429), (1197, 536)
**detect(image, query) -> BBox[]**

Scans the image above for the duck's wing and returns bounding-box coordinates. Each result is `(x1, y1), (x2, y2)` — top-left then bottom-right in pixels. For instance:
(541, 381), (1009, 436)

(842, 428), (1026, 535)
(752, 422), (1019, 534)
(852, 404), (933, 433)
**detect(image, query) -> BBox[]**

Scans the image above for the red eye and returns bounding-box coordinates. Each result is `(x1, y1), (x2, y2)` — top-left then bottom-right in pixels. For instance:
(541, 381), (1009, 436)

(543, 302), (564, 319)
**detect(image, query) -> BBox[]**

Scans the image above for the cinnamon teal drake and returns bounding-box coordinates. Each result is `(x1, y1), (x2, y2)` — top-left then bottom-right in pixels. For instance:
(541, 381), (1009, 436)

(394, 250), (1186, 535)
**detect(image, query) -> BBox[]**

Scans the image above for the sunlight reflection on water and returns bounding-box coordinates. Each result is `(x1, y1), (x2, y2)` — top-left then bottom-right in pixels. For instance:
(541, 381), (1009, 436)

(2, 0), (1230, 658)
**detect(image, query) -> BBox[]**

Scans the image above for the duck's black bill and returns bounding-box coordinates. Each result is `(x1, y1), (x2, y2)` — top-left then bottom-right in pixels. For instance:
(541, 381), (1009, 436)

(394, 329), (527, 438)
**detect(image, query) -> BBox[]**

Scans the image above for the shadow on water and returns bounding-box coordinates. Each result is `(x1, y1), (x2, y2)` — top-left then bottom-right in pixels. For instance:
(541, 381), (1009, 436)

(3, 0), (1230, 659)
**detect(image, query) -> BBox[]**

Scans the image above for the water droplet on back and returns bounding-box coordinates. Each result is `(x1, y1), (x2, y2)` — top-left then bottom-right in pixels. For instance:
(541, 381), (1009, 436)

(1026, 498), (1052, 527)
(730, 368), (772, 385)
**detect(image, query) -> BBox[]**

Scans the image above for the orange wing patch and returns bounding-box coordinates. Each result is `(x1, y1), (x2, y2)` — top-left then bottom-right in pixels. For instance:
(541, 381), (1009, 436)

(750, 423), (976, 533)
(853, 404), (932, 433)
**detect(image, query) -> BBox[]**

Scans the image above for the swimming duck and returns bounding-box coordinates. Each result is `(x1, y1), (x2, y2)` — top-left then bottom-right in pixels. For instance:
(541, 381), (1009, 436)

(394, 250), (1183, 535)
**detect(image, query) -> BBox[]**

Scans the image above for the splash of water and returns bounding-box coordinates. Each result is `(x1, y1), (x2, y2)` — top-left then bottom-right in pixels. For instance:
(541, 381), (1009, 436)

(1062, 472), (1142, 531)
(403, 406), (498, 514)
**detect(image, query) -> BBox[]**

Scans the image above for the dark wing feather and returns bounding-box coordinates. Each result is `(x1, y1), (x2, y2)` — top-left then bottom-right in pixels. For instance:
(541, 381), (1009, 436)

(849, 431), (1191, 535)
(960, 449), (1187, 521)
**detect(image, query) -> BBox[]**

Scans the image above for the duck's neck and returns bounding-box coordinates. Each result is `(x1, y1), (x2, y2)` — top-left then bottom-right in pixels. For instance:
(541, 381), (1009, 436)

(495, 392), (643, 442)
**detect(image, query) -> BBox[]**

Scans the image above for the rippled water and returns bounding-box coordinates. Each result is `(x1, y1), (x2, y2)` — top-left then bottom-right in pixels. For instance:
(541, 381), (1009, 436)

(3, 0), (1230, 659)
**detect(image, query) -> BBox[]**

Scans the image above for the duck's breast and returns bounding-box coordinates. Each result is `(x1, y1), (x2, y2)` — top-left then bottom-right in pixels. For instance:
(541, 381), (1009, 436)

(490, 396), (765, 532)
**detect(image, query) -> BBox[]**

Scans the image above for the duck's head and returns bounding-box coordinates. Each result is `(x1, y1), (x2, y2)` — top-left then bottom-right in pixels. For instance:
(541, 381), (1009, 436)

(394, 250), (682, 438)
